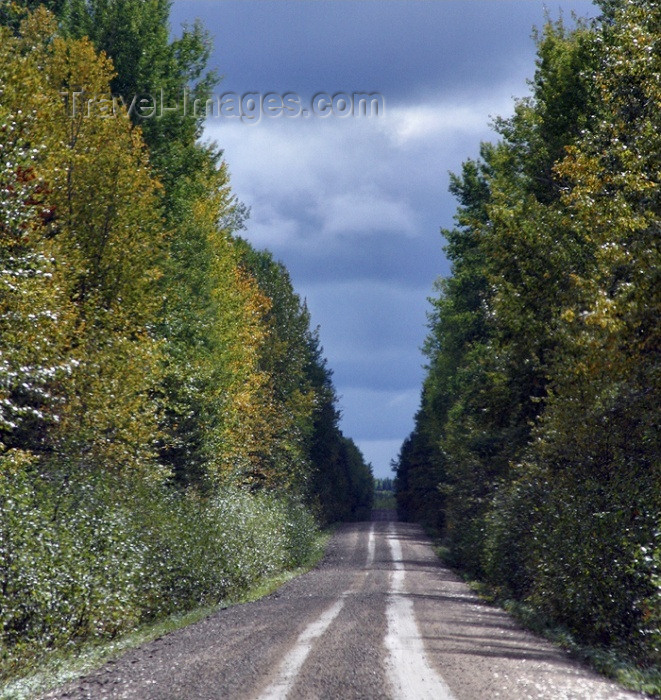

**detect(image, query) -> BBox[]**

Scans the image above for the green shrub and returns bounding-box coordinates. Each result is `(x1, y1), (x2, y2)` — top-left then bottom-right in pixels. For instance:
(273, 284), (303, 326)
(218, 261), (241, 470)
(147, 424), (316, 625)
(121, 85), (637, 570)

(528, 472), (660, 663)
(0, 451), (320, 679)
(482, 476), (541, 599)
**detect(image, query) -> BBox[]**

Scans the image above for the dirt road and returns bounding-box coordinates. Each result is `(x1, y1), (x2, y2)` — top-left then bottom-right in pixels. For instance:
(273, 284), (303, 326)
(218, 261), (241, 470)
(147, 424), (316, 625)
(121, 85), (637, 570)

(41, 518), (644, 699)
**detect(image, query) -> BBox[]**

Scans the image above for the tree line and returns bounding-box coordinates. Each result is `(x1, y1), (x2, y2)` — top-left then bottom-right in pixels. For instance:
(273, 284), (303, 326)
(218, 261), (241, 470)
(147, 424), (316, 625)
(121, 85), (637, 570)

(395, 0), (659, 671)
(0, 0), (372, 677)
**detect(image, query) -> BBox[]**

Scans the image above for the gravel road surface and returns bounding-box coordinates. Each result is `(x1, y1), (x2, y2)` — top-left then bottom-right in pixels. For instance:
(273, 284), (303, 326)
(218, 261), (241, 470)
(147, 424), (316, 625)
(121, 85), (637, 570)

(40, 516), (645, 699)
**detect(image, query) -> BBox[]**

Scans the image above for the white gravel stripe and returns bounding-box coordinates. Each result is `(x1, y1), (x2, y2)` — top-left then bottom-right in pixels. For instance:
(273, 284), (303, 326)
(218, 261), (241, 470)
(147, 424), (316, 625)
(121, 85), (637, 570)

(385, 522), (455, 700)
(366, 522), (375, 568)
(258, 524), (374, 699)
(258, 595), (346, 700)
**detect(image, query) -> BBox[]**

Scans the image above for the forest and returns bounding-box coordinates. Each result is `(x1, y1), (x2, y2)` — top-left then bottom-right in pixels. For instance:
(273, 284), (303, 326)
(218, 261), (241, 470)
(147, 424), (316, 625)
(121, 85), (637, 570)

(395, 0), (659, 671)
(0, 0), (373, 677)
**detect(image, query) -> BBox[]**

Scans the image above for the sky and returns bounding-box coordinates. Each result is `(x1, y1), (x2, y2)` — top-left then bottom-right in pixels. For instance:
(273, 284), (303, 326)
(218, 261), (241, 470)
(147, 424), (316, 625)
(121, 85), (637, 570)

(171, 0), (598, 479)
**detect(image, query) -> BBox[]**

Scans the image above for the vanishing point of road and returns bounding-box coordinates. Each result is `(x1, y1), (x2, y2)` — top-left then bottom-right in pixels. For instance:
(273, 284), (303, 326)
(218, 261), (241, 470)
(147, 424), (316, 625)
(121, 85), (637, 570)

(42, 513), (645, 700)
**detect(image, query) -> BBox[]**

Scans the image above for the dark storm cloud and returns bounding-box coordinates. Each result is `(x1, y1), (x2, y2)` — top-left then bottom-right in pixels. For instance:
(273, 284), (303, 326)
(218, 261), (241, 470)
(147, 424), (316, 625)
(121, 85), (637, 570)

(172, 1), (595, 102)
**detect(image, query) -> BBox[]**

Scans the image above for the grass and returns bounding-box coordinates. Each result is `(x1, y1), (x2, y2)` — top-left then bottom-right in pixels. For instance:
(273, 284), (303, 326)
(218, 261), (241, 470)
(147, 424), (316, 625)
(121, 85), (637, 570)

(430, 542), (660, 698)
(373, 490), (396, 510)
(0, 529), (331, 700)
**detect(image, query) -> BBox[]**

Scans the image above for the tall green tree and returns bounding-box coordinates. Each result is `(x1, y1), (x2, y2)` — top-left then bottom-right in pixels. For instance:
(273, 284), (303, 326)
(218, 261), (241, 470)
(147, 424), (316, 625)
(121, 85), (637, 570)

(60, 0), (217, 192)
(399, 2), (659, 662)
(235, 244), (318, 494)
(46, 0), (254, 487)
(518, 0), (661, 654)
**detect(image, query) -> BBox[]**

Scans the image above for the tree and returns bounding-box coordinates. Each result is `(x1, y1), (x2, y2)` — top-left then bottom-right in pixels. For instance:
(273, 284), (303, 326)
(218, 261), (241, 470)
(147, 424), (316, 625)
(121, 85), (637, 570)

(60, 0), (218, 192)
(234, 244), (319, 494)
(400, 3), (660, 661)
(1, 9), (168, 479)
(520, 0), (661, 655)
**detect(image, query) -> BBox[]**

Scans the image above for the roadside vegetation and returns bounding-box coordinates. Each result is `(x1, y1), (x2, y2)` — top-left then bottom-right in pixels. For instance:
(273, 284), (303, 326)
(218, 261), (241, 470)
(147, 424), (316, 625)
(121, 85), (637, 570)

(1, 524), (330, 700)
(396, 0), (659, 692)
(0, 0), (373, 683)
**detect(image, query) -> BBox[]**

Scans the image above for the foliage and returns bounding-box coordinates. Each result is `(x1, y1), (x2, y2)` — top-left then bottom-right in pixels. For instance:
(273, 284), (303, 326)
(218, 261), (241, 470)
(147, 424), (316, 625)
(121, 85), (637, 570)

(0, 452), (319, 679)
(0, 3), (372, 682)
(397, 2), (660, 666)
(234, 243), (317, 493)
(59, 0), (218, 193)
(1, 9), (166, 478)
(305, 340), (374, 523)
(373, 479), (395, 511)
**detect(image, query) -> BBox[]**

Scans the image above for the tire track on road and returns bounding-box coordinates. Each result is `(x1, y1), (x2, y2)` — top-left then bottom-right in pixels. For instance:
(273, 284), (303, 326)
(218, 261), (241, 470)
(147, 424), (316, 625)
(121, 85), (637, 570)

(258, 524), (376, 699)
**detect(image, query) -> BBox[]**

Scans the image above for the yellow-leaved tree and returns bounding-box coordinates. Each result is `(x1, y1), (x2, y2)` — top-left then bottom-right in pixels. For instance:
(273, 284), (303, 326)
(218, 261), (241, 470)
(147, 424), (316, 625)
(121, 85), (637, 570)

(1, 8), (168, 480)
(173, 166), (283, 488)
